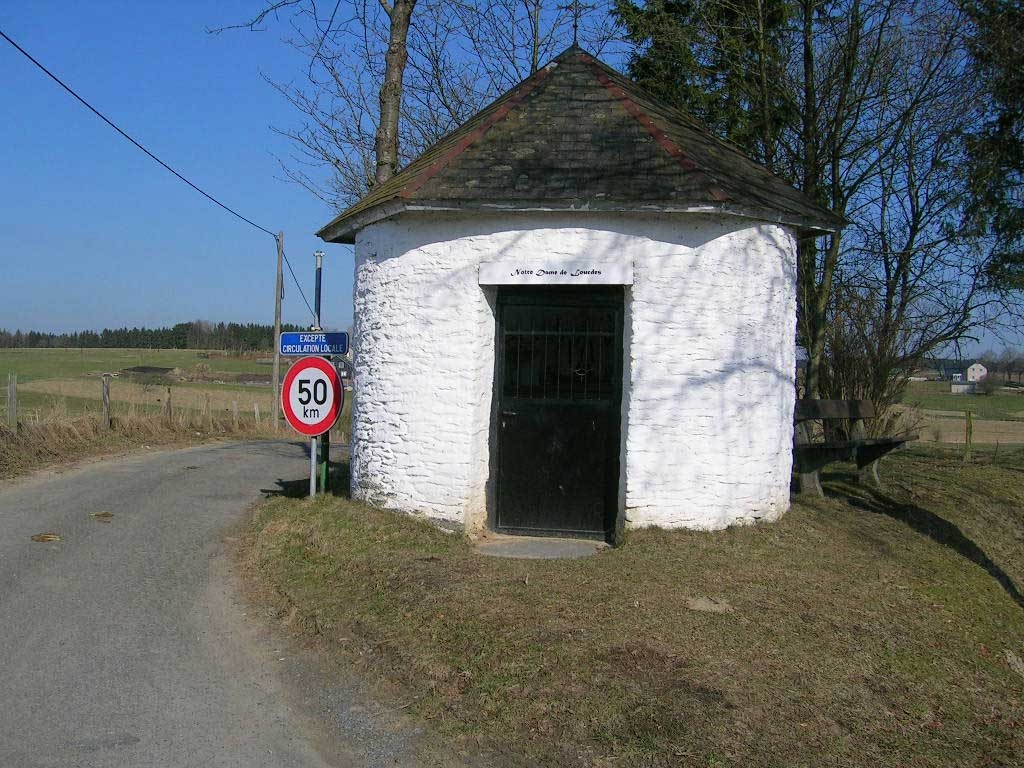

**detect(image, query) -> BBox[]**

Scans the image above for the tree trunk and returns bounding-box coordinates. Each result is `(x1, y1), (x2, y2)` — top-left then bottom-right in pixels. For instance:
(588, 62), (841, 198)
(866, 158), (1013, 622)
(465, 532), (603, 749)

(804, 235), (841, 397)
(798, 0), (823, 396)
(375, 0), (416, 185)
(530, 0), (541, 73)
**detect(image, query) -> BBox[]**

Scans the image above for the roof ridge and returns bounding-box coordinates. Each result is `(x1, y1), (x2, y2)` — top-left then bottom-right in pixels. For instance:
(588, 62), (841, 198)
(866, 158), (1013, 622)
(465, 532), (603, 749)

(578, 53), (731, 203)
(398, 61), (557, 199)
(584, 54), (813, 205)
(317, 47), (845, 243)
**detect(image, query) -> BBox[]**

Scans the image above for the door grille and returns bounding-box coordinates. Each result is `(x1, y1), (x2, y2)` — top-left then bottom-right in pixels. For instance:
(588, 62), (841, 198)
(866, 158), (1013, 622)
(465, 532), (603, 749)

(501, 304), (617, 402)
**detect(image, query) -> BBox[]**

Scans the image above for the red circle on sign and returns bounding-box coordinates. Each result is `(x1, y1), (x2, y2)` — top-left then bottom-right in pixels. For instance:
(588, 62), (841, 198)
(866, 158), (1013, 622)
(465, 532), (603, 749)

(280, 356), (343, 436)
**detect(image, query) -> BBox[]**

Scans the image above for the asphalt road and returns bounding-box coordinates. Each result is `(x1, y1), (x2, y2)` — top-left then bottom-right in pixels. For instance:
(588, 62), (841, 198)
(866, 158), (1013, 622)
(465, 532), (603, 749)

(0, 441), (428, 768)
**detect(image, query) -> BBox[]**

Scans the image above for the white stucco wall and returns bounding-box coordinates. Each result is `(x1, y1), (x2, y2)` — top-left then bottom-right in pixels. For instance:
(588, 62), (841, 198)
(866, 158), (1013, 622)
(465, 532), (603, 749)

(350, 211), (797, 532)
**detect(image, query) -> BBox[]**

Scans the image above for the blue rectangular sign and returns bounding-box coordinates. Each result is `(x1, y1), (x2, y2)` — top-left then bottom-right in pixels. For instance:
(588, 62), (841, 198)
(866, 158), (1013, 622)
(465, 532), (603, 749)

(280, 331), (349, 356)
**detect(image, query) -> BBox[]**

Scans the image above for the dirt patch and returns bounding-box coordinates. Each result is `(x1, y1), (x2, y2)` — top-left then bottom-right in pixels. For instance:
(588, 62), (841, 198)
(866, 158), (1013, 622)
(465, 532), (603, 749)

(235, 373), (272, 385)
(919, 414), (1024, 444)
(685, 596), (734, 613)
(122, 366), (174, 376)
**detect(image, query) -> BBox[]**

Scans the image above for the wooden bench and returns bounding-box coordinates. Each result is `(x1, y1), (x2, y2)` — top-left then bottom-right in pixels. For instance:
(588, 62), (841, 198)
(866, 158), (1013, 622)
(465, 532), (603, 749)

(794, 399), (918, 496)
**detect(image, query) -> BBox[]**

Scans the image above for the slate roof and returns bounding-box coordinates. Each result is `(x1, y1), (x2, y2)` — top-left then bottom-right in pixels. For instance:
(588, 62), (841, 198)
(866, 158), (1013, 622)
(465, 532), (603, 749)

(317, 46), (845, 244)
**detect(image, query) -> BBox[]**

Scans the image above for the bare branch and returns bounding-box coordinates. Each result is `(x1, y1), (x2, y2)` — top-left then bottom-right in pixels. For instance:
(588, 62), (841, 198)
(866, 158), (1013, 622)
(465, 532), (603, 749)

(207, 1), (302, 33)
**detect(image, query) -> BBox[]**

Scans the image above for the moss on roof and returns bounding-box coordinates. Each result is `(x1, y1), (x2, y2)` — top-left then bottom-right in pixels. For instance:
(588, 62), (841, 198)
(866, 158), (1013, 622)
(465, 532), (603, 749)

(317, 46), (844, 243)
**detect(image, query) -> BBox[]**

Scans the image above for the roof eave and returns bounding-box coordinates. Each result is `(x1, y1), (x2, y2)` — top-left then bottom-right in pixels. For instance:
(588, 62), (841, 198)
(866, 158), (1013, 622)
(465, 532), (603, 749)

(316, 200), (407, 244)
(316, 198), (844, 243)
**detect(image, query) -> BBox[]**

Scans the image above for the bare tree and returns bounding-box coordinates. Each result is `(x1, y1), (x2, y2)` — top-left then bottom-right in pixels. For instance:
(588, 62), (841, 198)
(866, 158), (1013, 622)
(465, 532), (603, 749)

(779, 0), (1024, 411)
(213, 1), (623, 209)
(211, 0), (416, 199)
(376, 0), (416, 183)
(1001, 347), (1024, 385)
(813, 3), (1003, 409)
(979, 349), (1001, 381)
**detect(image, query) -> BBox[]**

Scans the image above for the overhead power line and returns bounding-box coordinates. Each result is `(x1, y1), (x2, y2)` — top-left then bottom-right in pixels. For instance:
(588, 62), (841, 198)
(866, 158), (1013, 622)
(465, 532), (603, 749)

(1, 26), (318, 322)
(281, 248), (316, 318)
(0, 26), (276, 237)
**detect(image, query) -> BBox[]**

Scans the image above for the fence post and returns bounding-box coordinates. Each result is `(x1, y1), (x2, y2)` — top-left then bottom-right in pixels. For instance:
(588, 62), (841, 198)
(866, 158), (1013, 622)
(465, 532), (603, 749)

(6, 373), (16, 429)
(203, 393), (211, 429)
(232, 400), (239, 430)
(964, 409), (973, 462)
(101, 374), (112, 430)
(254, 401), (261, 426)
(164, 387), (172, 423)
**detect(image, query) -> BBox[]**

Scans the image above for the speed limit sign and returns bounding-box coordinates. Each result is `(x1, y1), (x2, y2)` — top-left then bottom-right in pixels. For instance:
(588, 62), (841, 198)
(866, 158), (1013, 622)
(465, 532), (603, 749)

(280, 356), (343, 436)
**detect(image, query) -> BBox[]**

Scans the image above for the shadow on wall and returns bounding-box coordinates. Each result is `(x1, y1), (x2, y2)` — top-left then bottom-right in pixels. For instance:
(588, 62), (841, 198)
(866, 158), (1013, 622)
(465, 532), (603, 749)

(487, 212), (796, 526)
(356, 211), (800, 527)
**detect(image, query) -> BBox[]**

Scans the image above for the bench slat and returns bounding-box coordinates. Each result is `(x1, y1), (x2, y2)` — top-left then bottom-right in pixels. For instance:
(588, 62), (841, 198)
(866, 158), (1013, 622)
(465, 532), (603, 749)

(795, 399), (876, 421)
(793, 398), (919, 496)
(794, 443), (857, 473)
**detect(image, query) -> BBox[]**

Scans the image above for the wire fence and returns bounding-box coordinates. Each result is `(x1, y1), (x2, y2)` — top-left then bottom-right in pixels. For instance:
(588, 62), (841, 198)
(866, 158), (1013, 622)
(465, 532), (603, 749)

(2, 373), (351, 439)
(2, 373), (274, 431)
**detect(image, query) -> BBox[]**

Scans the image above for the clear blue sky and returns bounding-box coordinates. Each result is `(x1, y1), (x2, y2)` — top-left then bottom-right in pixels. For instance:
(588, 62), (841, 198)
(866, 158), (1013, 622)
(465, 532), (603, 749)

(1, 1), (351, 334)
(1, 3), (1016, 355)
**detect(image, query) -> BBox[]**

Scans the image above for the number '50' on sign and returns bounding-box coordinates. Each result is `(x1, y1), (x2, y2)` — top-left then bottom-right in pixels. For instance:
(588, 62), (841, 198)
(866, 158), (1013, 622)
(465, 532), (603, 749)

(280, 356), (343, 436)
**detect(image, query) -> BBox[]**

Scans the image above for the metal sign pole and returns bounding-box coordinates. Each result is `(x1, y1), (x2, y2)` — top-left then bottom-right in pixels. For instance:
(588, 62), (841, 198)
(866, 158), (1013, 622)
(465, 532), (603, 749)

(313, 250), (330, 494)
(309, 436), (317, 498)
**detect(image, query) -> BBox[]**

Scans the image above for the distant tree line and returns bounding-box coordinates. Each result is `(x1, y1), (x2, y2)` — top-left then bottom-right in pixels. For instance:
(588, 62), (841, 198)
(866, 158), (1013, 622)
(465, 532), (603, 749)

(0, 321), (307, 352)
(978, 348), (1024, 384)
(615, 0), (1023, 415)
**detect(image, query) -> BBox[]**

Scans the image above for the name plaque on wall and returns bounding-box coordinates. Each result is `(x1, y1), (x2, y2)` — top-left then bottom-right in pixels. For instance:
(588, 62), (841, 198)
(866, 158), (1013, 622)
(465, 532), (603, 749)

(478, 261), (633, 286)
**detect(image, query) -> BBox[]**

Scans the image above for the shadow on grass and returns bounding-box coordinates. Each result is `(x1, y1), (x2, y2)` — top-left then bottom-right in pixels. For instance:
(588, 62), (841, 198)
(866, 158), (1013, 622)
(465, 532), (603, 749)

(261, 459), (352, 499)
(821, 470), (1024, 611)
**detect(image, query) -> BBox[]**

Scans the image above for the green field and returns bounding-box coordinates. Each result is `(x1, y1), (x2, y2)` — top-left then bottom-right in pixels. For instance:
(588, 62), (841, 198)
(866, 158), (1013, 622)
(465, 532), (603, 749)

(0, 347), (271, 383)
(0, 348), (280, 421)
(903, 380), (1024, 420)
(0, 348), (352, 439)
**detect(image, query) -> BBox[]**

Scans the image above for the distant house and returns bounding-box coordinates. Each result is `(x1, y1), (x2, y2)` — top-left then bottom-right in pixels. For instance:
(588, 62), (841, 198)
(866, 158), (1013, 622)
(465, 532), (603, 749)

(967, 362), (988, 382)
(943, 361), (989, 394)
(925, 357), (986, 383)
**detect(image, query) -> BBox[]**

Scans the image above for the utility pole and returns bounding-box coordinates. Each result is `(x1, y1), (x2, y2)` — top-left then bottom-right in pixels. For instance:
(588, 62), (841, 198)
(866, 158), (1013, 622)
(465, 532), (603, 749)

(272, 231), (284, 431)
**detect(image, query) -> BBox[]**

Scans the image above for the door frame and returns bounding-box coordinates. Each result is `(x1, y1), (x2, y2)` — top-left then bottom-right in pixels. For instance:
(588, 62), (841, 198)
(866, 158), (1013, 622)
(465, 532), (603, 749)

(489, 286), (625, 540)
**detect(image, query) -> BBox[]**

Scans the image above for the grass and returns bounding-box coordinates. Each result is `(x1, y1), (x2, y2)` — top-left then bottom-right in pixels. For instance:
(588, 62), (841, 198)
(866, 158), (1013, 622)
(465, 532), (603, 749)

(245, 445), (1024, 767)
(2, 390), (107, 419)
(0, 407), (283, 480)
(903, 380), (1024, 420)
(0, 347), (353, 480)
(0, 348), (352, 479)
(14, 377), (277, 418)
(0, 347), (278, 420)
(0, 347), (353, 439)
(0, 347), (272, 383)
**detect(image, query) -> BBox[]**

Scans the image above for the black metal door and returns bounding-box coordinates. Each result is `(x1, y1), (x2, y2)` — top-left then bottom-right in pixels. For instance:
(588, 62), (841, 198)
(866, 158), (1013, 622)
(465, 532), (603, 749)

(495, 289), (623, 537)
